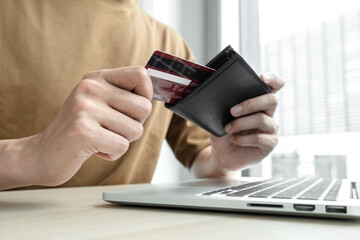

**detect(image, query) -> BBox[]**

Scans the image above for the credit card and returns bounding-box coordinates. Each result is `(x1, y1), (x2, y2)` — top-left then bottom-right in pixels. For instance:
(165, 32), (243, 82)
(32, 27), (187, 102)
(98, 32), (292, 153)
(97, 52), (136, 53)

(145, 50), (215, 104)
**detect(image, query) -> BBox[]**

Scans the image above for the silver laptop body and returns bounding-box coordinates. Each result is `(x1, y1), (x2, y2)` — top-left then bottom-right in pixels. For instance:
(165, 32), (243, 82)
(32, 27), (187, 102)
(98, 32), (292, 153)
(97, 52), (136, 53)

(103, 177), (360, 219)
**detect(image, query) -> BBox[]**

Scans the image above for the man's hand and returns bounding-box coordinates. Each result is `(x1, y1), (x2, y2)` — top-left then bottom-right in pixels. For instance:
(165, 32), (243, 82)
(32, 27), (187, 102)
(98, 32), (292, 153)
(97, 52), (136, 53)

(0, 66), (153, 189)
(192, 73), (285, 178)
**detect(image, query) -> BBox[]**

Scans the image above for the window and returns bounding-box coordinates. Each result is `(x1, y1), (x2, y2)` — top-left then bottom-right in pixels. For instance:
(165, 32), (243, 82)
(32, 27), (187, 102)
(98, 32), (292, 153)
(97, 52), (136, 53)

(221, 0), (360, 179)
(258, 0), (360, 179)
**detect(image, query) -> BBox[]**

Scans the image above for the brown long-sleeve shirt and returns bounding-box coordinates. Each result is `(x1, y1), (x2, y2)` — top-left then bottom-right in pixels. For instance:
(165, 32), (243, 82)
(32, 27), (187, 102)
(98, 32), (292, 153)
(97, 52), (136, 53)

(0, 0), (210, 188)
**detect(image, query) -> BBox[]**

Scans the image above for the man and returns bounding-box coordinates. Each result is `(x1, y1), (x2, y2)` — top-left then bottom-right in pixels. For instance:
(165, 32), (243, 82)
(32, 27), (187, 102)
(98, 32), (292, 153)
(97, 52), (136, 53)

(0, 0), (284, 190)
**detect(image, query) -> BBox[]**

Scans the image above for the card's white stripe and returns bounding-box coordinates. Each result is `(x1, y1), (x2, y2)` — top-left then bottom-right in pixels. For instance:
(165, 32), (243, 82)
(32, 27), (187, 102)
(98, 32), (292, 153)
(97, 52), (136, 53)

(147, 68), (191, 86)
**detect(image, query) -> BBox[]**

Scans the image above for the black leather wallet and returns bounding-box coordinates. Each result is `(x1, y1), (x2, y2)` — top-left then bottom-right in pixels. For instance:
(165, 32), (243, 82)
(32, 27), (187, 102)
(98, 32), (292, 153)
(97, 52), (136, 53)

(165, 45), (272, 137)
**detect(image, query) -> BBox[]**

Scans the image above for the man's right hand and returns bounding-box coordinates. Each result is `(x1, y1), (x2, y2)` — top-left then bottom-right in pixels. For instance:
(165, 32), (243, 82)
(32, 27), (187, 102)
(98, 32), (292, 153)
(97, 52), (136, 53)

(0, 66), (153, 189)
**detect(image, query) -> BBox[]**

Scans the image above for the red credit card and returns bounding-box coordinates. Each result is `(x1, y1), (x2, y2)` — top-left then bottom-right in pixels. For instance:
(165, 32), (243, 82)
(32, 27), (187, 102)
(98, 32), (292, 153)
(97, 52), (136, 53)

(145, 50), (215, 104)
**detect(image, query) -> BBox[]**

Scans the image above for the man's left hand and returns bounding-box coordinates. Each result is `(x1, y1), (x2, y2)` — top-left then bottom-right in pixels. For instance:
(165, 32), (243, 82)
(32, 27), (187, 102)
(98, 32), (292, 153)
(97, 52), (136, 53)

(192, 73), (285, 177)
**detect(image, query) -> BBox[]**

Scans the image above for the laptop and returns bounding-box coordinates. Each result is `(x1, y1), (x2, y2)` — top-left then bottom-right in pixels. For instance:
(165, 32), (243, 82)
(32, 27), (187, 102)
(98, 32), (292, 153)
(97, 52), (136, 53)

(103, 177), (360, 219)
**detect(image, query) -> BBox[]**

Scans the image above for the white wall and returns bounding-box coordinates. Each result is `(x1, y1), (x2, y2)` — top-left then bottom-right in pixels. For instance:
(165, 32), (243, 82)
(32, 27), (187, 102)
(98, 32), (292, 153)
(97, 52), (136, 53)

(139, 0), (211, 64)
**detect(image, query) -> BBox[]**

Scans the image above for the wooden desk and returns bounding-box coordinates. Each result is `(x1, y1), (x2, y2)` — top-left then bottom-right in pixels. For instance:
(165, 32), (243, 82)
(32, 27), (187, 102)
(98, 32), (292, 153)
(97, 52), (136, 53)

(1, 184), (360, 240)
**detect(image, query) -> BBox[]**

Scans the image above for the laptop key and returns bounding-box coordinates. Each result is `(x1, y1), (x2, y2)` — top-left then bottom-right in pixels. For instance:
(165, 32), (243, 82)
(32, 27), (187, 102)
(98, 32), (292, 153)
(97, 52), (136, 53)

(272, 179), (318, 199)
(227, 179), (285, 197)
(323, 179), (342, 201)
(297, 179), (333, 200)
(202, 188), (231, 195)
(248, 179), (302, 198)
(227, 179), (275, 191)
(201, 179), (273, 196)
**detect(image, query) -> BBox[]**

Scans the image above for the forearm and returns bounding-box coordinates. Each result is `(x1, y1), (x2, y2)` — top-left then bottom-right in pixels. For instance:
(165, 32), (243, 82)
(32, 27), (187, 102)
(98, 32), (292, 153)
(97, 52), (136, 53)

(0, 136), (39, 190)
(191, 146), (234, 178)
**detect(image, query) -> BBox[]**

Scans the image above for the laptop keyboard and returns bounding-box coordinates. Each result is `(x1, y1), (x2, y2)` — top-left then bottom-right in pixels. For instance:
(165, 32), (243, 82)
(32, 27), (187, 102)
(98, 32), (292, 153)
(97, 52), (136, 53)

(201, 178), (342, 201)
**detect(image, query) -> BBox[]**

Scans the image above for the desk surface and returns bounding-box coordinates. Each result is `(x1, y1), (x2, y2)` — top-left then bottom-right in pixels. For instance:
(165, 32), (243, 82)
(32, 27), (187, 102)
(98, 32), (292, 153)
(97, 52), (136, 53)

(1, 184), (360, 240)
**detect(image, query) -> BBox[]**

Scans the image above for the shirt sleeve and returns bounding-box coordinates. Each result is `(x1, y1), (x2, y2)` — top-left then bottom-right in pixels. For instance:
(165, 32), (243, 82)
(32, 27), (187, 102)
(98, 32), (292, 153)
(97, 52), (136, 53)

(166, 114), (211, 169)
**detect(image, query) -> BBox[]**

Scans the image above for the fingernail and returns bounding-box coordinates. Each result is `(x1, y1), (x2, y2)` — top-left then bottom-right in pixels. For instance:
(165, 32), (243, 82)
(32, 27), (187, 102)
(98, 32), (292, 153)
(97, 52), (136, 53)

(225, 124), (231, 132)
(231, 105), (243, 116)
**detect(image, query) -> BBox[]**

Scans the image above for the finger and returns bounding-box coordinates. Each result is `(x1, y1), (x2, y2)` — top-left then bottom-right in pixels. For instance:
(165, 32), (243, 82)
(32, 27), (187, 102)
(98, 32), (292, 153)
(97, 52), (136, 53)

(75, 78), (152, 123)
(230, 133), (278, 154)
(96, 106), (144, 142)
(85, 66), (153, 100)
(90, 126), (129, 161)
(225, 113), (278, 134)
(260, 72), (285, 94)
(103, 84), (152, 123)
(230, 93), (278, 117)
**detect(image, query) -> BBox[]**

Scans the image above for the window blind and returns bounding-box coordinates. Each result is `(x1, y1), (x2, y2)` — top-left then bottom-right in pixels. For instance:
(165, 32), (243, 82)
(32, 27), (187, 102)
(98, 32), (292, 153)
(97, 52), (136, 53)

(262, 10), (360, 136)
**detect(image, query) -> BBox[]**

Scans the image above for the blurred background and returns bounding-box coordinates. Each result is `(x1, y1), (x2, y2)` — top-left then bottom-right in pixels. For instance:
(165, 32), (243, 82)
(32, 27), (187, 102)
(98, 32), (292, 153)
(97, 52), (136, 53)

(137, 0), (360, 183)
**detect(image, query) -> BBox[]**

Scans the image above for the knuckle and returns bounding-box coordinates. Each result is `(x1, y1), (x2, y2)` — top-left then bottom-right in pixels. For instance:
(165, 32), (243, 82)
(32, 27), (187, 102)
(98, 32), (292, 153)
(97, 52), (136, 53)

(142, 99), (152, 117)
(253, 134), (264, 145)
(73, 116), (90, 132)
(131, 66), (148, 83)
(115, 137), (129, 154)
(128, 66), (148, 85)
(76, 79), (100, 96)
(108, 138), (129, 160)
(133, 122), (144, 140)
(258, 113), (267, 123)
(127, 121), (144, 141)
(257, 113), (269, 127)
(268, 93), (278, 106)
(135, 98), (152, 122)
(72, 96), (94, 113)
